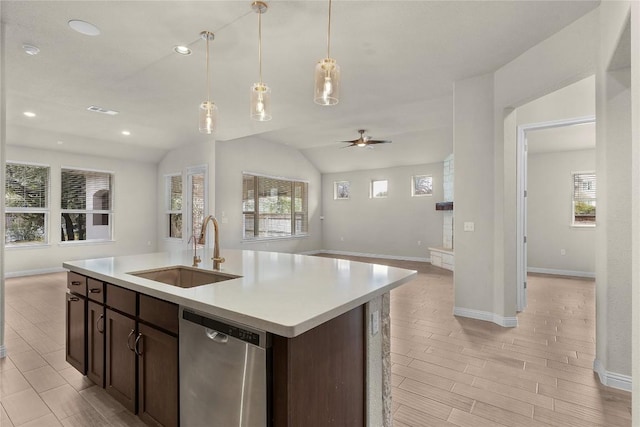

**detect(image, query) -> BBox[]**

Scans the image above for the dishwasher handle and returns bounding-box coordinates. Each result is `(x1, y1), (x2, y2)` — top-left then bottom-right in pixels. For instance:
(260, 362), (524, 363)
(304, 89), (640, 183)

(205, 328), (229, 344)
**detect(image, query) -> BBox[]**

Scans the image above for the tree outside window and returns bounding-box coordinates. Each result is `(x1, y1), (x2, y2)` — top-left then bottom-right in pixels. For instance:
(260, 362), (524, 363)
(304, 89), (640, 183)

(572, 172), (596, 226)
(5, 163), (49, 245)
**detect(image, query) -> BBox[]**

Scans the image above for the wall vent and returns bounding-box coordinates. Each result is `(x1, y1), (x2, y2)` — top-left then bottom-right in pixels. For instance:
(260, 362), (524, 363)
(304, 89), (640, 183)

(87, 105), (119, 115)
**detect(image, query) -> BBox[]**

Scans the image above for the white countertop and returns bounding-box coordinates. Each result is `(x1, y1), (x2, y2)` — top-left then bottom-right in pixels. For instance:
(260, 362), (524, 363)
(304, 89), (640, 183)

(63, 249), (416, 337)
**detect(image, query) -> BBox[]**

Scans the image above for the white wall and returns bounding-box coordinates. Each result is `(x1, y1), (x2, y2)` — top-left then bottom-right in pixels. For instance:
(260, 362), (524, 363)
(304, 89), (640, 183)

(5, 146), (157, 276)
(527, 149), (596, 275)
(157, 140), (214, 253)
(453, 73), (496, 316)
(321, 163), (443, 260)
(215, 137), (322, 254)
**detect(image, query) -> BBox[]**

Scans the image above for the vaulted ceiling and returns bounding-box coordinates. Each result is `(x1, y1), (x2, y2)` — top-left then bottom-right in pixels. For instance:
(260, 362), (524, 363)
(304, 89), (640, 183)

(3, 1), (599, 172)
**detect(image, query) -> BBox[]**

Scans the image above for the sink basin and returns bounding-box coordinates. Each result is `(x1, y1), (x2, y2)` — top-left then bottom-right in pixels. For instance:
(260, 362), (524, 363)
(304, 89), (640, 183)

(128, 266), (241, 288)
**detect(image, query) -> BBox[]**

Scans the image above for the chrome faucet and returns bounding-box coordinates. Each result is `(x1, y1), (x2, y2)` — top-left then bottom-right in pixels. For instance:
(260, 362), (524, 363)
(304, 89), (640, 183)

(187, 235), (201, 267)
(198, 215), (225, 270)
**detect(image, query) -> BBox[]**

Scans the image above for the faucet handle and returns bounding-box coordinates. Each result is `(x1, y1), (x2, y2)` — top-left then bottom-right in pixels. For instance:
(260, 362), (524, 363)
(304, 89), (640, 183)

(213, 257), (225, 264)
(192, 255), (201, 267)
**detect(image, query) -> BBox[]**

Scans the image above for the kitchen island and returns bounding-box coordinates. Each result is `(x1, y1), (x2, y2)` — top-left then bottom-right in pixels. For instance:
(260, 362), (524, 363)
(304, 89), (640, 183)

(64, 249), (416, 427)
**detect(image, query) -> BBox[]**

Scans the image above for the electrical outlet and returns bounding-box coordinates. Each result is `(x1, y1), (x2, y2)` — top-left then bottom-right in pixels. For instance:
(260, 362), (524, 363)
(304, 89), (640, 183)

(560, 249), (566, 256)
(340, 236), (344, 241)
(371, 310), (380, 336)
(417, 240), (422, 246)
(464, 222), (475, 232)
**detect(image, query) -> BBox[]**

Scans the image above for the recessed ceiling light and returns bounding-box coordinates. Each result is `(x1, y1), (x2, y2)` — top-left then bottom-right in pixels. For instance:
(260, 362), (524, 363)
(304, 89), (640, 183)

(57, 141), (64, 145)
(173, 45), (191, 55)
(23, 111), (36, 118)
(121, 130), (131, 136)
(22, 44), (40, 56)
(68, 20), (101, 36)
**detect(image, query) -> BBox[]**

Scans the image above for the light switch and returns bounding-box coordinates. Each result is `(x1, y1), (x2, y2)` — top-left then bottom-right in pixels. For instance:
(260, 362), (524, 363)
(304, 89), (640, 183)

(464, 222), (475, 232)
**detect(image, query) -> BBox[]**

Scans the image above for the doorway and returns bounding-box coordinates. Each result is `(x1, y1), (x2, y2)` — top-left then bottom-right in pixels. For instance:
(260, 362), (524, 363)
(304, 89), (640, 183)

(516, 116), (596, 311)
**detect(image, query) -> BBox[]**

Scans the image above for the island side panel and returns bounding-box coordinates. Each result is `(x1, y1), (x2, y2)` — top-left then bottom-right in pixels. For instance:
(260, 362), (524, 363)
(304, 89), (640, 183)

(272, 304), (365, 427)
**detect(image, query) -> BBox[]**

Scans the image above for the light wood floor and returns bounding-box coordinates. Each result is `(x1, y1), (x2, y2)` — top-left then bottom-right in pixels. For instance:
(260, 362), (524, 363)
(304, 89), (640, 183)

(0, 260), (633, 426)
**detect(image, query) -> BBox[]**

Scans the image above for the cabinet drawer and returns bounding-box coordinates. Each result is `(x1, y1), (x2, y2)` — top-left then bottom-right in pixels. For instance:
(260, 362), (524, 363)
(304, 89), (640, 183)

(67, 272), (87, 296)
(87, 279), (105, 304)
(106, 284), (136, 316)
(139, 294), (178, 335)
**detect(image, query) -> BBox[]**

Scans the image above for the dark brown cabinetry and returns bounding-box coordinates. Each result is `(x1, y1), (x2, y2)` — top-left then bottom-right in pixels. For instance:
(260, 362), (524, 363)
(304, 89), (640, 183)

(66, 292), (86, 374)
(87, 300), (105, 386)
(105, 307), (137, 412)
(66, 272), (179, 426)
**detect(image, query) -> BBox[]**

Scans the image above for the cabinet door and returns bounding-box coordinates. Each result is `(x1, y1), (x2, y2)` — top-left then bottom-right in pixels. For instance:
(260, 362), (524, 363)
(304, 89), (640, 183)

(65, 293), (86, 374)
(137, 323), (178, 427)
(105, 308), (136, 412)
(87, 301), (105, 387)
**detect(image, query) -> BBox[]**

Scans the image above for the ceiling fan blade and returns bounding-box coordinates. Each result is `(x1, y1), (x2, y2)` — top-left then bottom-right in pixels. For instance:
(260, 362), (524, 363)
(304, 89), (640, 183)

(367, 140), (392, 144)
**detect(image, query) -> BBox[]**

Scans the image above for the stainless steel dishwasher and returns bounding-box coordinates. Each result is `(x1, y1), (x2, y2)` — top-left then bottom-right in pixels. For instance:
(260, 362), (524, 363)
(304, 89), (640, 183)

(180, 307), (269, 426)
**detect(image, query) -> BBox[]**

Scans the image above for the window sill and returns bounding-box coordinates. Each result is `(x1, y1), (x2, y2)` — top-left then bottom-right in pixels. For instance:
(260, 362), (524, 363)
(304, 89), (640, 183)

(58, 240), (116, 247)
(6, 243), (51, 250)
(242, 234), (309, 243)
(571, 224), (596, 229)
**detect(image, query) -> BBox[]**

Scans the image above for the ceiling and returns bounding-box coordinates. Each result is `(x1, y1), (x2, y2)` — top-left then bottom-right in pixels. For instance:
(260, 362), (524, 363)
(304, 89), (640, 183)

(2, 1), (599, 173)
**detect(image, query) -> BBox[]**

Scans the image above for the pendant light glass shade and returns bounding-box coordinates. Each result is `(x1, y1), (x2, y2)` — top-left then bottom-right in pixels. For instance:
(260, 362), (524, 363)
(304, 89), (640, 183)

(199, 101), (218, 134)
(314, 58), (340, 106)
(251, 83), (271, 121)
(199, 31), (217, 134)
(314, 0), (339, 106)
(251, 1), (271, 121)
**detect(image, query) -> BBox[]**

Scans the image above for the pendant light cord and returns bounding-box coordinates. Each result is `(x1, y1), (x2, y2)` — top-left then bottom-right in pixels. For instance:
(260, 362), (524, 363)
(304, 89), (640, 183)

(258, 10), (263, 84)
(205, 32), (211, 104)
(327, 0), (332, 59)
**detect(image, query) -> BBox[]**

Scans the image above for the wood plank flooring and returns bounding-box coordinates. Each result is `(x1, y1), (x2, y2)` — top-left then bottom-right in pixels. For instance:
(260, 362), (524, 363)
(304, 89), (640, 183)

(0, 258), (633, 426)
(316, 254), (632, 427)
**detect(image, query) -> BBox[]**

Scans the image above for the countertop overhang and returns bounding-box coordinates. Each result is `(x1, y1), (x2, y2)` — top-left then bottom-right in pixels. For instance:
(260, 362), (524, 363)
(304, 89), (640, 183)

(63, 249), (416, 337)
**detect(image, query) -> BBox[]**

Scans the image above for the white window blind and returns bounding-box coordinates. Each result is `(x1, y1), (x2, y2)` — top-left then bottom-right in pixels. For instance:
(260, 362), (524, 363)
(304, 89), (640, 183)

(5, 163), (50, 245)
(167, 174), (183, 238)
(242, 174), (308, 239)
(61, 168), (113, 241)
(572, 172), (596, 226)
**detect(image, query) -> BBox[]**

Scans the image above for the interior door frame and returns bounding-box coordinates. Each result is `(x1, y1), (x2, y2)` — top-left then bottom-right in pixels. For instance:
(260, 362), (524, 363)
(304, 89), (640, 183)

(516, 115), (595, 312)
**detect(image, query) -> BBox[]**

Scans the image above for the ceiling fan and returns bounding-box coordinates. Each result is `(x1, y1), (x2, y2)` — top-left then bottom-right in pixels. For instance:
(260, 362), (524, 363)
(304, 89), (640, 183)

(341, 129), (392, 148)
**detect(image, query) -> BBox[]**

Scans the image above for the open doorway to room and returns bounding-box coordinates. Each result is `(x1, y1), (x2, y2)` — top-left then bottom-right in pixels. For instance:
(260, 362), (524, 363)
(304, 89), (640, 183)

(514, 76), (596, 312)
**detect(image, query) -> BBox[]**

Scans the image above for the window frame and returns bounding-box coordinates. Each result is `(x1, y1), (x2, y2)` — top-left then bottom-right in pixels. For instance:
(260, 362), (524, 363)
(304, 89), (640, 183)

(411, 175), (433, 197)
(165, 173), (183, 239)
(370, 179), (388, 199)
(571, 170), (596, 228)
(60, 166), (114, 244)
(242, 172), (309, 241)
(5, 161), (51, 247)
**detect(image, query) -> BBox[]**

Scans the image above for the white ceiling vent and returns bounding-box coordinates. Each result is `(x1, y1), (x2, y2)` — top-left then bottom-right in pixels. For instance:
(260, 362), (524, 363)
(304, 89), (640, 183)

(87, 105), (119, 115)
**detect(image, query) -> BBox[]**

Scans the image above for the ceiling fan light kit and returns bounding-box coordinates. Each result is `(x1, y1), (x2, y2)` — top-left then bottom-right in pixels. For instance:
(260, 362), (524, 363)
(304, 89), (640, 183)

(314, 0), (340, 106)
(342, 129), (392, 148)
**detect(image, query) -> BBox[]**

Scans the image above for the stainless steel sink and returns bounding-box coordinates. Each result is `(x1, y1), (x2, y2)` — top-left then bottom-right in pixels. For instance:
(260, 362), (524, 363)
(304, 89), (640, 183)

(128, 266), (241, 288)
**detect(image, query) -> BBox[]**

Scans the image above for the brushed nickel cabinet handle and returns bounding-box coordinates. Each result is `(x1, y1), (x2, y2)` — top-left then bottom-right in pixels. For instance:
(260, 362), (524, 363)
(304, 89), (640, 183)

(69, 296), (79, 302)
(96, 314), (104, 333)
(126, 329), (135, 351)
(89, 288), (101, 293)
(71, 281), (81, 286)
(134, 333), (143, 356)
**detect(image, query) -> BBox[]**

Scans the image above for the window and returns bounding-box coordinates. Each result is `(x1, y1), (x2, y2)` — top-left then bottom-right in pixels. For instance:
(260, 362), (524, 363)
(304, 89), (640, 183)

(371, 179), (388, 198)
(243, 173), (308, 239)
(61, 168), (113, 242)
(411, 175), (433, 197)
(5, 163), (49, 246)
(572, 172), (596, 226)
(334, 181), (350, 200)
(166, 174), (183, 238)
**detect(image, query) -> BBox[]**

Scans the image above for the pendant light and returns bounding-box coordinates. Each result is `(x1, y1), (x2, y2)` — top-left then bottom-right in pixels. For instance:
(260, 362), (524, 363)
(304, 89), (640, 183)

(250, 1), (271, 121)
(314, 0), (340, 106)
(199, 31), (218, 134)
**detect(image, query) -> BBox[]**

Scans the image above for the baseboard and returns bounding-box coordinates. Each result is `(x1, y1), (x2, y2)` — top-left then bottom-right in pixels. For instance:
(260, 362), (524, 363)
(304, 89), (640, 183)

(318, 250), (429, 263)
(5, 266), (66, 278)
(527, 267), (595, 279)
(593, 359), (632, 392)
(453, 307), (518, 328)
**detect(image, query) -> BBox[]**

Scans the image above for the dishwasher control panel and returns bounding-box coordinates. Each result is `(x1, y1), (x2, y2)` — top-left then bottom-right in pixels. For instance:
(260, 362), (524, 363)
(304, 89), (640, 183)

(182, 309), (262, 347)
